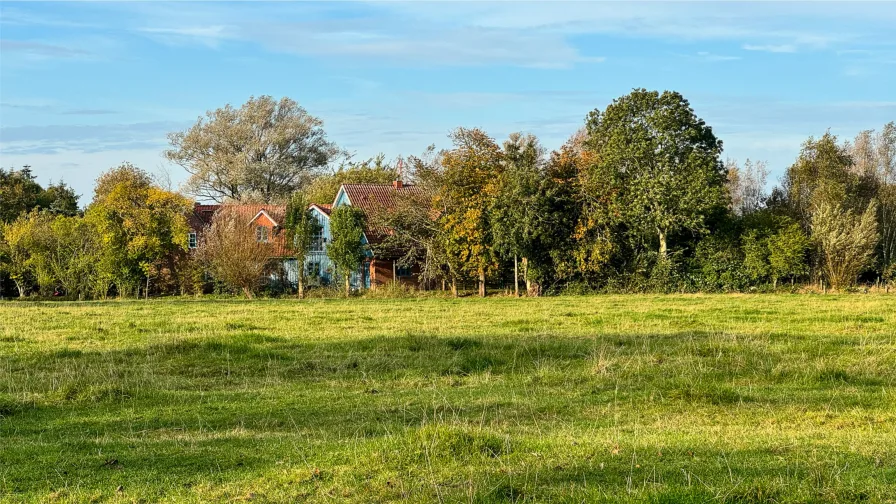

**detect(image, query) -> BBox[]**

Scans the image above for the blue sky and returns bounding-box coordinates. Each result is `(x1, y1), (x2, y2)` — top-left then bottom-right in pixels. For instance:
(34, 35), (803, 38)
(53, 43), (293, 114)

(1, 1), (895, 202)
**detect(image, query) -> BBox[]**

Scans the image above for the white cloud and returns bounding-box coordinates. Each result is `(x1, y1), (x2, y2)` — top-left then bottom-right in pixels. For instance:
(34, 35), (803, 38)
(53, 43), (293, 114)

(0, 121), (185, 156)
(0, 40), (92, 58)
(139, 26), (229, 48)
(694, 51), (741, 62)
(743, 44), (798, 54)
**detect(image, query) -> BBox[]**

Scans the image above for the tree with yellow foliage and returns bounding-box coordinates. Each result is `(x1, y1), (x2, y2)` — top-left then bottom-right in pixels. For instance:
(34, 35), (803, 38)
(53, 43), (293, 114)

(85, 163), (192, 298)
(438, 128), (503, 297)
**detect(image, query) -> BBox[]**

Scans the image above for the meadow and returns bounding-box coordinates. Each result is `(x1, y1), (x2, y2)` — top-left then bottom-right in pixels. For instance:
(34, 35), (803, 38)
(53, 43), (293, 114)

(0, 295), (894, 503)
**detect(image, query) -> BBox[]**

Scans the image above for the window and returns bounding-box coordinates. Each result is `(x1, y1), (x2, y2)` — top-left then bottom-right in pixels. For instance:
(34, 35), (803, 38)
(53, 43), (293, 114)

(188, 232), (197, 249)
(256, 226), (269, 243)
(311, 217), (325, 251)
(396, 265), (412, 277)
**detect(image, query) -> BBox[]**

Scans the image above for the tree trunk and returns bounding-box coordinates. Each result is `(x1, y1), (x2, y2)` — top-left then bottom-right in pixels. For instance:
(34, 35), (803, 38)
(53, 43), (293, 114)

(451, 279), (458, 297)
(298, 268), (305, 299)
(523, 257), (531, 295)
(514, 255), (519, 297)
(15, 280), (24, 298)
(478, 267), (486, 298)
(345, 275), (351, 297)
(242, 286), (254, 299)
(773, 277), (778, 289)
(658, 229), (668, 258)
(145, 276), (150, 300)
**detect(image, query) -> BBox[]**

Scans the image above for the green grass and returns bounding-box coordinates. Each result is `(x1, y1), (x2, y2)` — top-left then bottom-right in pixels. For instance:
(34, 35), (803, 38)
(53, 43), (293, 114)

(1, 294), (895, 503)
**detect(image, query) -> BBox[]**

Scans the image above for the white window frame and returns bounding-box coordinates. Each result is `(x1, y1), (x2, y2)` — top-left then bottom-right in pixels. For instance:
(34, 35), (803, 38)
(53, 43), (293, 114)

(188, 232), (197, 249)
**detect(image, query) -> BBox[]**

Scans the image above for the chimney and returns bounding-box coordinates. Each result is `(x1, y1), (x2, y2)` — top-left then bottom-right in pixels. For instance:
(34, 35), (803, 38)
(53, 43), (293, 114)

(393, 158), (404, 189)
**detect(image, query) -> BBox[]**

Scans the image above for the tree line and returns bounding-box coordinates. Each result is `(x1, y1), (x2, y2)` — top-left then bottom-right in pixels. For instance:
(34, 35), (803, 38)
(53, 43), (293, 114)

(1, 91), (894, 298)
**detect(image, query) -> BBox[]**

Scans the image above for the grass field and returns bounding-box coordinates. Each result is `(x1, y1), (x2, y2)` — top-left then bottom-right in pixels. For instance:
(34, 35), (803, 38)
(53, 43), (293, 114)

(1, 295), (895, 503)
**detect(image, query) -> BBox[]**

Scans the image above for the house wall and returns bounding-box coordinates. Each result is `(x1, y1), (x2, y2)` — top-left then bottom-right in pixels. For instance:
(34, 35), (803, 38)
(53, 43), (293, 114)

(369, 259), (420, 288)
(303, 187), (400, 291)
(304, 207), (334, 286)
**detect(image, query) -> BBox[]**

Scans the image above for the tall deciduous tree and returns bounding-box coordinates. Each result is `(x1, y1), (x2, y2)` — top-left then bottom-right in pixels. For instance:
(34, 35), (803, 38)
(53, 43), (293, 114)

(40, 216), (102, 300)
(550, 134), (616, 285)
(0, 167), (79, 223)
(584, 89), (727, 258)
(439, 128), (503, 297)
(327, 205), (367, 296)
(850, 122), (896, 279)
(0, 213), (43, 297)
(86, 163), (192, 298)
(490, 133), (565, 295)
(283, 192), (321, 298)
(726, 158), (769, 216)
(166, 96), (340, 203)
(767, 221), (810, 288)
(783, 132), (868, 228)
(812, 201), (879, 289)
(198, 206), (273, 299)
(876, 123), (896, 278)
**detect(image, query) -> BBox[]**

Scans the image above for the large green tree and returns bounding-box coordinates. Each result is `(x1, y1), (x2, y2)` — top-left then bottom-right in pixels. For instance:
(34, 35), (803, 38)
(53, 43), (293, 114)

(327, 205), (367, 296)
(283, 192), (321, 298)
(783, 132), (869, 229)
(583, 89), (727, 259)
(166, 96), (340, 203)
(0, 167), (79, 223)
(767, 221), (810, 288)
(490, 133), (569, 295)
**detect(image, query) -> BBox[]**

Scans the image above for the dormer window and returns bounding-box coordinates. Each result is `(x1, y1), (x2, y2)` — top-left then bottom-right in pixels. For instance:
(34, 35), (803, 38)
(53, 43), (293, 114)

(188, 232), (197, 249)
(256, 226), (269, 243)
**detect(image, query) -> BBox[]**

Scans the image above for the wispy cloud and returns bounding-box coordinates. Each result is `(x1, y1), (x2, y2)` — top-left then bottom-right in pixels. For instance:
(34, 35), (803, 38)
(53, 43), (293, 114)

(1, 102), (118, 116)
(139, 25), (229, 48)
(694, 51), (741, 62)
(0, 39), (91, 58)
(743, 44), (798, 54)
(62, 109), (118, 116)
(0, 101), (56, 112)
(0, 121), (185, 155)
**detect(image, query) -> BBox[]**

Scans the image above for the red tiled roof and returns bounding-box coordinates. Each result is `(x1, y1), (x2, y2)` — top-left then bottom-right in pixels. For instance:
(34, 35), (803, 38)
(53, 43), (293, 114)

(310, 203), (332, 216)
(189, 203), (291, 257)
(339, 183), (424, 245)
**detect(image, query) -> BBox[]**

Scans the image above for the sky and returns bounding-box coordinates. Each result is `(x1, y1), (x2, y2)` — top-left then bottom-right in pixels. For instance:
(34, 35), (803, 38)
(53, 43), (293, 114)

(1, 1), (895, 203)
